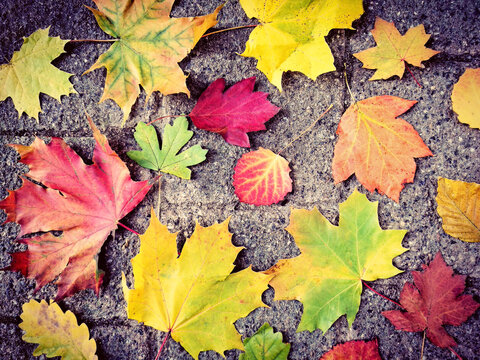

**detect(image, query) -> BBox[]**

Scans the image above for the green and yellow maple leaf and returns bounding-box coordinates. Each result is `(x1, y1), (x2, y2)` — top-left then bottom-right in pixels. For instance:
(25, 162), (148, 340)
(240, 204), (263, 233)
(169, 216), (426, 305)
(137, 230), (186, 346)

(20, 299), (97, 360)
(239, 323), (290, 360)
(127, 117), (207, 179)
(0, 28), (76, 120)
(265, 190), (407, 333)
(123, 210), (271, 359)
(86, 0), (222, 122)
(239, 0), (364, 89)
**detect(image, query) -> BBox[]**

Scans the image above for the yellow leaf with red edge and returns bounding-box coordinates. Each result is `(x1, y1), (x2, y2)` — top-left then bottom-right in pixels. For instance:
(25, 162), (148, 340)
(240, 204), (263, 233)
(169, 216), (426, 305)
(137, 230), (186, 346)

(85, 0), (222, 122)
(354, 17), (439, 81)
(332, 95), (433, 202)
(123, 210), (271, 359)
(451, 68), (480, 129)
(233, 148), (292, 206)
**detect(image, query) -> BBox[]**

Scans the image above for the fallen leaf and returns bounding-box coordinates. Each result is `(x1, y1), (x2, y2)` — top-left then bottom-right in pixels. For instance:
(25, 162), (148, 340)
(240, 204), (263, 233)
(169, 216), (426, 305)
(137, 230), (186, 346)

(127, 117), (207, 179)
(239, 323), (290, 360)
(123, 210), (271, 359)
(0, 117), (152, 299)
(265, 190), (407, 333)
(451, 68), (480, 129)
(239, 0), (364, 89)
(353, 17), (439, 81)
(0, 28), (76, 120)
(383, 252), (479, 348)
(320, 339), (382, 360)
(436, 178), (480, 243)
(20, 299), (97, 360)
(332, 95), (433, 202)
(233, 148), (292, 206)
(86, 0), (222, 122)
(189, 77), (280, 147)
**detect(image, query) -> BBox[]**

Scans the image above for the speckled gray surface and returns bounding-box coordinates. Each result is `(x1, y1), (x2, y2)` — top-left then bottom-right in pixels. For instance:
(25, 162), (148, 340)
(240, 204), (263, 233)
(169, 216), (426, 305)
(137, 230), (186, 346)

(0, 0), (479, 359)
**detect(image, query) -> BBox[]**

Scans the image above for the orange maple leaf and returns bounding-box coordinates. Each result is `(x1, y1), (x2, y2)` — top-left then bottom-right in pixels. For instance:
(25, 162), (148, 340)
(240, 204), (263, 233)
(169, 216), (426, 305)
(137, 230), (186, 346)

(332, 95), (432, 202)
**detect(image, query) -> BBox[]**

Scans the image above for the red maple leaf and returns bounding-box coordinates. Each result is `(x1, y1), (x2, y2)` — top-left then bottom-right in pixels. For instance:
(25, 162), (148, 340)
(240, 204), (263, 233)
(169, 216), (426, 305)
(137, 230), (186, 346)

(383, 252), (479, 348)
(0, 118), (152, 300)
(189, 77), (280, 147)
(320, 339), (382, 360)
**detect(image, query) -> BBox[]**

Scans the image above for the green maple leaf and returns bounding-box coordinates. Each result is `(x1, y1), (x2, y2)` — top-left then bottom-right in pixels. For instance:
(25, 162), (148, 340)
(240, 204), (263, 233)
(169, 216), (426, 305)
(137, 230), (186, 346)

(0, 28), (76, 120)
(239, 323), (290, 360)
(127, 117), (207, 179)
(266, 190), (408, 333)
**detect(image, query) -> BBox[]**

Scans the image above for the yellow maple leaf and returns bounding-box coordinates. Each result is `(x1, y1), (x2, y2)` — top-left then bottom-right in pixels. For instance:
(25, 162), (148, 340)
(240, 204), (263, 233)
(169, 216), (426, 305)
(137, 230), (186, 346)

(123, 210), (271, 359)
(0, 28), (76, 120)
(239, 0), (364, 90)
(353, 17), (439, 80)
(19, 299), (97, 359)
(451, 68), (480, 129)
(86, 0), (222, 122)
(436, 178), (480, 243)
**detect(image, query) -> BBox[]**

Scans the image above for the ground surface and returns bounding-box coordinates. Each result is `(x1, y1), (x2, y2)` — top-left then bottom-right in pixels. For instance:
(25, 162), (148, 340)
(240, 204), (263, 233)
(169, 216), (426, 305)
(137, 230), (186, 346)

(0, 0), (479, 359)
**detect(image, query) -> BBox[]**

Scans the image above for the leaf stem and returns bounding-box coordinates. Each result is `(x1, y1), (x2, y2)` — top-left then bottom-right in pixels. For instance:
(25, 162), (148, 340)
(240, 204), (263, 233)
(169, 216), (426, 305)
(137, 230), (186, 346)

(69, 39), (119, 43)
(448, 347), (463, 360)
(155, 330), (171, 360)
(156, 177), (162, 220)
(361, 280), (404, 309)
(117, 222), (140, 236)
(201, 24), (258, 38)
(147, 115), (187, 126)
(278, 104), (333, 155)
(343, 67), (358, 110)
(404, 62), (422, 87)
(420, 330), (426, 360)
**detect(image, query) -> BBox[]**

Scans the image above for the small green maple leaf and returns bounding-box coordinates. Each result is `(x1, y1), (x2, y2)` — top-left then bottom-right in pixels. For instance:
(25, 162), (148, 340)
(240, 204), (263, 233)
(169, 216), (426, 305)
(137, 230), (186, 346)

(127, 117), (207, 179)
(240, 323), (290, 360)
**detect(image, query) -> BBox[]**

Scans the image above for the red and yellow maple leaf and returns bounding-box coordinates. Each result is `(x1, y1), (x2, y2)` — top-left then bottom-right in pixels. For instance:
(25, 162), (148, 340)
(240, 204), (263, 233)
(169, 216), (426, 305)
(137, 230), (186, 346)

(320, 339), (382, 360)
(332, 95), (432, 202)
(383, 252), (479, 348)
(233, 148), (292, 206)
(0, 118), (152, 299)
(189, 77), (280, 147)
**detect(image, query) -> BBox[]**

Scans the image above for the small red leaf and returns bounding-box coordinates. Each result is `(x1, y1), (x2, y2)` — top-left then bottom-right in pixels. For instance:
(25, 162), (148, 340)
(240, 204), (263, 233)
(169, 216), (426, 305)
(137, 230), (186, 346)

(189, 77), (280, 147)
(233, 148), (292, 206)
(383, 252), (479, 348)
(320, 339), (382, 360)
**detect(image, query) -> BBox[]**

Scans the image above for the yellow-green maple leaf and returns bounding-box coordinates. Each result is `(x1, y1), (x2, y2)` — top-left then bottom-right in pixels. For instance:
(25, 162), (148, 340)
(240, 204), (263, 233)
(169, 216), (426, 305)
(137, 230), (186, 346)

(239, 0), (364, 90)
(0, 28), (76, 120)
(19, 299), (97, 360)
(86, 0), (222, 122)
(265, 190), (407, 333)
(123, 210), (271, 359)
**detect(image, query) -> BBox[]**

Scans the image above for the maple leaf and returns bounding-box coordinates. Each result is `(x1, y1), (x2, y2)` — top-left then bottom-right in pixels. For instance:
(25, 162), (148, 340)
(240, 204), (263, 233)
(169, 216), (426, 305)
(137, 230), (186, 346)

(239, 323), (290, 360)
(86, 0), (222, 122)
(332, 95), (433, 202)
(451, 68), (480, 129)
(123, 210), (271, 359)
(0, 117), (152, 300)
(265, 190), (407, 333)
(0, 28), (76, 120)
(20, 299), (97, 360)
(436, 178), (480, 243)
(239, 0), (364, 89)
(383, 252), (480, 348)
(127, 117), (207, 179)
(189, 77), (280, 147)
(353, 17), (440, 81)
(320, 339), (381, 360)
(233, 148), (292, 206)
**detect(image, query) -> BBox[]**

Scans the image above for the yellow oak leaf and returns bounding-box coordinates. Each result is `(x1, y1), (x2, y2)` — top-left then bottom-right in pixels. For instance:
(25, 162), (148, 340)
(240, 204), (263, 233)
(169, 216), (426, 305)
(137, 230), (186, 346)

(19, 299), (97, 359)
(123, 210), (271, 359)
(451, 68), (480, 129)
(436, 178), (480, 243)
(239, 0), (364, 90)
(86, 0), (222, 122)
(0, 28), (76, 120)
(265, 190), (407, 333)
(353, 17), (439, 80)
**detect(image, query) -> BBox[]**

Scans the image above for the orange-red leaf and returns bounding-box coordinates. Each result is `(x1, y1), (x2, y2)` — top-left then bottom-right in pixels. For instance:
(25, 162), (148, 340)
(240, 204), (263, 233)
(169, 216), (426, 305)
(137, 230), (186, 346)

(233, 148), (291, 205)
(332, 95), (432, 202)
(383, 252), (479, 348)
(0, 118), (152, 300)
(320, 339), (382, 360)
